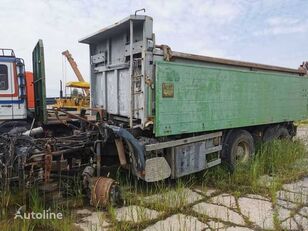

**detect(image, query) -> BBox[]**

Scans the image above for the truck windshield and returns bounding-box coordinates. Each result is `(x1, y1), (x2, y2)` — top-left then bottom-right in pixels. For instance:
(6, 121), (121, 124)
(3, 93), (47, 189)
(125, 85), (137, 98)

(0, 64), (8, 90)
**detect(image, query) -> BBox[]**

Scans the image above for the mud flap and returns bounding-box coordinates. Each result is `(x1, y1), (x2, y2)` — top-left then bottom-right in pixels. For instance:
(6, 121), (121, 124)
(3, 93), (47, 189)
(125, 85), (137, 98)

(144, 157), (171, 182)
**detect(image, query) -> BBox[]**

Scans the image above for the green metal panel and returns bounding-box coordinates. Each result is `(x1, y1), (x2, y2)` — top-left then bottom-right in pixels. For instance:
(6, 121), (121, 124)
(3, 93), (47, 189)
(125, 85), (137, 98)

(154, 61), (308, 137)
(32, 39), (47, 124)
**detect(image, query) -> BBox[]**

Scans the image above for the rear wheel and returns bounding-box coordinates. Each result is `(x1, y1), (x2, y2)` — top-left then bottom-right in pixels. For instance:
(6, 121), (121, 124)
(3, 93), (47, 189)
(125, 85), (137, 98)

(263, 125), (291, 142)
(223, 129), (255, 171)
(276, 127), (291, 139)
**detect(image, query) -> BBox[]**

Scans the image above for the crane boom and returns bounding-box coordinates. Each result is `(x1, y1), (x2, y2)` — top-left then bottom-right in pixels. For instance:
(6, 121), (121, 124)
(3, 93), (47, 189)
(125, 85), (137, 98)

(62, 50), (89, 96)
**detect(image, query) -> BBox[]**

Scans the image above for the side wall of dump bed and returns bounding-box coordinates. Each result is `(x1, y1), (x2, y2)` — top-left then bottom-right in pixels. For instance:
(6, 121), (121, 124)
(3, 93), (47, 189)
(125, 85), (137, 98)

(154, 61), (308, 137)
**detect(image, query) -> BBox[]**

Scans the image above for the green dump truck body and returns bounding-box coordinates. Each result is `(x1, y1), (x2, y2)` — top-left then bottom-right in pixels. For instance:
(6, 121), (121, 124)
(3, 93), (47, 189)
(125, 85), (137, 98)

(79, 15), (308, 181)
(80, 15), (307, 137)
(154, 61), (308, 136)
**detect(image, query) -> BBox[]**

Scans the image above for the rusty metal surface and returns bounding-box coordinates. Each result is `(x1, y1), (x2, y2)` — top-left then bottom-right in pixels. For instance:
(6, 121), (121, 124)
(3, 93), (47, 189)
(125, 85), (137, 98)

(0, 105), (125, 206)
(299, 61), (308, 73)
(157, 45), (306, 75)
(0, 130), (97, 190)
(162, 83), (174, 98)
(44, 142), (53, 183)
(54, 108), (97, 127)
(90, 177), (117, 207)
(115, 138), (127, 166)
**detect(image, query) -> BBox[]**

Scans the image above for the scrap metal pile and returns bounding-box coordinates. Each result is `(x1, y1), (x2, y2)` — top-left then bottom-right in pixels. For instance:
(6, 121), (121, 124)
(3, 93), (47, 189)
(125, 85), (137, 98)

(0, 130), (97, 191)
(0, 113), (122, 207)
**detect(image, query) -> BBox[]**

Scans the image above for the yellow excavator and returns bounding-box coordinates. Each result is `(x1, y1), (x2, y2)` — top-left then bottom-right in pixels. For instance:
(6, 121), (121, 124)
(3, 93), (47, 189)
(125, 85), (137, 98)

(53, 50), (90, 112)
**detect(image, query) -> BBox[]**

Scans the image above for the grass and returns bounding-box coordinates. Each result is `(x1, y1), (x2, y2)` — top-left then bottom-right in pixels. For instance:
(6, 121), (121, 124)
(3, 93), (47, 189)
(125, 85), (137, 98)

(108, 175), (197, 230)
(0, 179), (83, 231)
(296, 119), (308, 125)
(0, 137), (307, 230)
(201, 139), (308, 195)
(0, 192), (76, 231)
(109, 138), (308, 230)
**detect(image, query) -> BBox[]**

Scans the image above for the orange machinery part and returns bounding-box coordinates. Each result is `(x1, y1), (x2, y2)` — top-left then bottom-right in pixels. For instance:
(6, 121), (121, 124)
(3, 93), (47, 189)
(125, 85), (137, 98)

(25, 71), (35, 109)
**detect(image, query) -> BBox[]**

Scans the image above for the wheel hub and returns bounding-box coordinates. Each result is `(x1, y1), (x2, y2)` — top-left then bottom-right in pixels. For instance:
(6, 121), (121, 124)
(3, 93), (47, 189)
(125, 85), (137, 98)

(235, 141), (250, 164)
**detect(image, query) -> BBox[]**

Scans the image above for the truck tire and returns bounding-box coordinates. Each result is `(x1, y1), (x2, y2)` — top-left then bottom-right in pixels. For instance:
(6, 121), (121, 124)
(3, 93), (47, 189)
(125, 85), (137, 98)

(224, 129), (255, 171)
(263, 125), (290, 142)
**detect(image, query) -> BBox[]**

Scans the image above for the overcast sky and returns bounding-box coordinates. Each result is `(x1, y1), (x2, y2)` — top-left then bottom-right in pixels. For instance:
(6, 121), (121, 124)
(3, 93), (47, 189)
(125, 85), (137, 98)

(1, 0), (308, 96)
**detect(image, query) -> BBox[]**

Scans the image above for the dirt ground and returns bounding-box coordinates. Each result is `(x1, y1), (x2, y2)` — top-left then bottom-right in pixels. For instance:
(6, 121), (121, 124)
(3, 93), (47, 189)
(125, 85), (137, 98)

(74, 127), (308, 231)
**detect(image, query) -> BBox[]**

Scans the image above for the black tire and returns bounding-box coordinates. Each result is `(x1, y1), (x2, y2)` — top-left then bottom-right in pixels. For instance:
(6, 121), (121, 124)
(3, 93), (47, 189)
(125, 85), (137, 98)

(223, 129), (255, 171)
(263, 125), (290, 142)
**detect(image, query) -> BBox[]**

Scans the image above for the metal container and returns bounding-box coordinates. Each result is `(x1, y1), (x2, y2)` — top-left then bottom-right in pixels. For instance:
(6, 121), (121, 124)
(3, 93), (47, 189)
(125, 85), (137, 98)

(80, 15), (308, 137)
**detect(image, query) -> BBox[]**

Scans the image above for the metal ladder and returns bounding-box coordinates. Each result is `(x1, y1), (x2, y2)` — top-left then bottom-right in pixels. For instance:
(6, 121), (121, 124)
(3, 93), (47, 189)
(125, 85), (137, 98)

(130, 57), (144, 127)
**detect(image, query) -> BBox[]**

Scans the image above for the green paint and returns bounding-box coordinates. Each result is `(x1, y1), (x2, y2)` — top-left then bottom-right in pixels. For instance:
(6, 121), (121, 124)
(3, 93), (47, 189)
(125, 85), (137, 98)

(32, 39), (47, 124)
(154, 61), (308, 137)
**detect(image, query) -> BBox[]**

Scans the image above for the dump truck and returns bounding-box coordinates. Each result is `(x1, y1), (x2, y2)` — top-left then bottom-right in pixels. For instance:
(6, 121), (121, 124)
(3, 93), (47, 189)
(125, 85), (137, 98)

(78, 14), (308, 183)
(2, 14), (308, 207)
